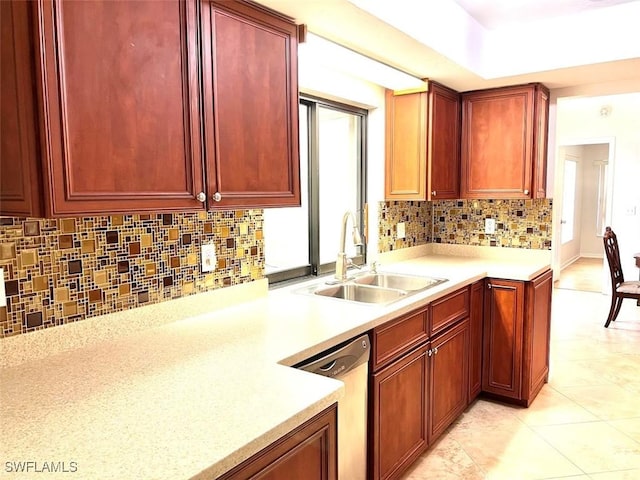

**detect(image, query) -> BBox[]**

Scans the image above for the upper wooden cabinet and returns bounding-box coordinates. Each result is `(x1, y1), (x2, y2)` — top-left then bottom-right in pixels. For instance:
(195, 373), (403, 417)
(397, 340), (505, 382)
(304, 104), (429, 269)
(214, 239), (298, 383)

(460, 83), (549, 199)
(201, 0), (300, 209)
(0, 0), (301, 217)
(384, 81), (461, 201)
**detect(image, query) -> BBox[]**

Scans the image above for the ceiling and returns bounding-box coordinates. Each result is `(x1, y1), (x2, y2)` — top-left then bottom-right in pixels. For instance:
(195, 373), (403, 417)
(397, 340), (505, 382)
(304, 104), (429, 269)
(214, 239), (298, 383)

(255, 0), (640, 94)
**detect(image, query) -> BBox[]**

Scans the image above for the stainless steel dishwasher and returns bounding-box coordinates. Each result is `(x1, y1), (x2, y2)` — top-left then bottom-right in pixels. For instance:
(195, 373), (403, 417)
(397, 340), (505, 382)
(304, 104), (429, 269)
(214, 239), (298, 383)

(295, 334), (370, 480)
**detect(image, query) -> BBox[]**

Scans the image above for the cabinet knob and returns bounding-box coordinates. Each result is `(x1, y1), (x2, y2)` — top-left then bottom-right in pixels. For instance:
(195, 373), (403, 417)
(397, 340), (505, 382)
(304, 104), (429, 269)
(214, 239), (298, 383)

(487, 283), (493, 289)
(524, 189), (529, 195)
(431, 191), (436, 196)
(196, 192), (206, 203)
(428, 349), (433, 357)
(212, 192), (222, 202)
(433, 347), (438, 355)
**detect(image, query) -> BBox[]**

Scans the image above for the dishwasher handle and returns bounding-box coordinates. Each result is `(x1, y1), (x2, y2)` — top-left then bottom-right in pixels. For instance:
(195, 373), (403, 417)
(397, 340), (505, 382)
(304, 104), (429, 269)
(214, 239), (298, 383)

(296, 334), (370, 379)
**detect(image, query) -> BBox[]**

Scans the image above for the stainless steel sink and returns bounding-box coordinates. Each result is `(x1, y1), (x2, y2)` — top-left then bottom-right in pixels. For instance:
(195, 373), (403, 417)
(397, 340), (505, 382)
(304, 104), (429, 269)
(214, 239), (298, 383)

(313, 283), (406, 304)
(353, 273), (447, 291)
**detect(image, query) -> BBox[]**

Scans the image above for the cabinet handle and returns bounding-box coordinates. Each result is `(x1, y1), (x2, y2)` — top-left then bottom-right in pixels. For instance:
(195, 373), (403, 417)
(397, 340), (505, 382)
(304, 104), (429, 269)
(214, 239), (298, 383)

(524, 189), (529, 195)
(196, 192), (206, 203)
(487, 283), (493, 289)
(431, 190), (436, 196)
(433, 347), (438, 355)
(428, 349), (433, 357)
(212, 192), (222, 202)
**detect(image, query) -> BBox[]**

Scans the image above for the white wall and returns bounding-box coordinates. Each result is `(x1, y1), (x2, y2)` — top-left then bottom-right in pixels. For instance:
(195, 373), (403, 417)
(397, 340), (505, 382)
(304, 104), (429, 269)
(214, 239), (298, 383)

(579, 144), (609, 258)
(554, 92), (640, 287)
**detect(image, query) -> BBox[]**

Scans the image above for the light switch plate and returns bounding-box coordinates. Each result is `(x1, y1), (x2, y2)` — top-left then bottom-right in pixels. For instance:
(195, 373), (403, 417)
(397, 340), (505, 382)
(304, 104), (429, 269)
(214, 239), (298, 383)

(485, 218), (496, 234)
(0, 268), (6, 308)
(201, 244), (216, 273)
(397, 222), (406, 239)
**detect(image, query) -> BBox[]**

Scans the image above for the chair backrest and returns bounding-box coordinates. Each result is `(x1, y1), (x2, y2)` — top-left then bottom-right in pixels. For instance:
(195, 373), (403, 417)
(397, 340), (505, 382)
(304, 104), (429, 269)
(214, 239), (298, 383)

(603, 226), (625, 289)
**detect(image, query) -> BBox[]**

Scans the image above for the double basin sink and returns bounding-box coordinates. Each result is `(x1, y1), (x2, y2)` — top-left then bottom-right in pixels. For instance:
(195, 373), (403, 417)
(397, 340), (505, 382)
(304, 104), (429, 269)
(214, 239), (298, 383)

(300, 272), (448, 305)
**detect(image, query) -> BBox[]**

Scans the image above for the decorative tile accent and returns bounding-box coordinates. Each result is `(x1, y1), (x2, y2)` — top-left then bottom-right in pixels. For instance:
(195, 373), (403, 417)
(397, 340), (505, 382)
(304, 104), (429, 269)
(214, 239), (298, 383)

(0, 211), (264, 337)
(432, 199), (552, 249)
(378, 201), (433, 253)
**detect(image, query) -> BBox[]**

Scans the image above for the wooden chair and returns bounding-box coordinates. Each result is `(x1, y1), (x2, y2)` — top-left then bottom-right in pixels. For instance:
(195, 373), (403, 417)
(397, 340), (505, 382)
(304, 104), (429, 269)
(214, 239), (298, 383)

(603, 226), (640, 327)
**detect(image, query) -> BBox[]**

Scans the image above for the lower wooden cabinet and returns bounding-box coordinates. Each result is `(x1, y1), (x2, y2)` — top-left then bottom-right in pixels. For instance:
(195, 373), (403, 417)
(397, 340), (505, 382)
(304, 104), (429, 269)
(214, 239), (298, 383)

(468, 280), (484, 402)
(482, 270), (552, 406)
(370, 346), (429, 480)
(429, 319), (469, 442)
(219, 404), (337, 480)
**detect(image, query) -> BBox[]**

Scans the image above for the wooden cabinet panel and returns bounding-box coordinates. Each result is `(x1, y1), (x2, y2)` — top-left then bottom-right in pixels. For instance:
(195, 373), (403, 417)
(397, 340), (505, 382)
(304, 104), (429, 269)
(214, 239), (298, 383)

(219, 404), (337, 480)
(372, 307), (429, 372)
(468, 280), (484, 403)
(35, 0), (205, 215)
(522, 269), (552, 405)
(429, 319), (469, 442)
(384, 90), (428, 200)
(461, 83), (549, 199)
(482, 279), (524, 399)
(370, 346), (429, 480)
(427, 82), (460, 200)
(430, 286), (469, 337)
(384, 82), (460, 201)
(0, 0), (42, 217)
(202, 0), (300, 208)
(533, 87), (550, 199)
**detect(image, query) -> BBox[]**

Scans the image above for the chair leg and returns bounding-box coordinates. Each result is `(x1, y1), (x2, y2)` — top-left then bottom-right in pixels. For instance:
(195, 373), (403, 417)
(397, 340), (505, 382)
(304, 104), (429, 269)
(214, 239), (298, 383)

(604, 296), (621, 328)
(611, 297), (623, 323)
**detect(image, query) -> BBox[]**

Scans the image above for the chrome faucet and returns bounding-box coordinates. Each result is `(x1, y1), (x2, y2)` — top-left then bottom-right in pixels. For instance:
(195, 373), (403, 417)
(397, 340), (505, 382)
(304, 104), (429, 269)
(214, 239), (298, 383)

(335, 211), (364, 282)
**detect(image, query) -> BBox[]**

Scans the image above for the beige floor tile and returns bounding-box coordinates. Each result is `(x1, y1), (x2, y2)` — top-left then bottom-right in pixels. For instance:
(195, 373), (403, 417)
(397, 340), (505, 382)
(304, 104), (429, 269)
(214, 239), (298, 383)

(513, 385), (599, 426)
(589, 469), (640, 479)
(547, 359), (614, 388)
(402, 436), (485, 480)
(452, 423), (582, 480)
(450, 399), (523, 434)
(552, 384), (640, 420)
(533, 422), (640, 474)
(608, 418), (640, 443)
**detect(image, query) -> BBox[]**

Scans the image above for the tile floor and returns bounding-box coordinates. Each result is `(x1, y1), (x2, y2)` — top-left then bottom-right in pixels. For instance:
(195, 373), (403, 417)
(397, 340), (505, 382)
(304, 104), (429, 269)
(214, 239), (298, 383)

(402, 287), (640, 480)
(555, 258), (604, 293)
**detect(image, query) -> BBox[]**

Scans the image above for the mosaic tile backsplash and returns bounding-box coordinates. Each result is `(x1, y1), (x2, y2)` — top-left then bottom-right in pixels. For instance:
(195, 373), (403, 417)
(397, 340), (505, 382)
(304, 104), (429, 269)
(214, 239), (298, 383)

(378, 201), (432, 252)
(378, 199), (552, 252)
(433, 199), (552, 249)
(0, 211), (264, 338)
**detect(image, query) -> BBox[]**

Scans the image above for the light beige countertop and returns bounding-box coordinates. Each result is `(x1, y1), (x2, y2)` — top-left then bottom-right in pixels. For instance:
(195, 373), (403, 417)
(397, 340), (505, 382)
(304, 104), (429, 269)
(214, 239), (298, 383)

(0, 246), (551, 480)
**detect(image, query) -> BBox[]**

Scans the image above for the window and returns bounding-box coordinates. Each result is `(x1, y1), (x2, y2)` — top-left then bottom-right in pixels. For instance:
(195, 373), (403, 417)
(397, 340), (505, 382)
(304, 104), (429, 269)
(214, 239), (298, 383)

(264, 96), (367, 283)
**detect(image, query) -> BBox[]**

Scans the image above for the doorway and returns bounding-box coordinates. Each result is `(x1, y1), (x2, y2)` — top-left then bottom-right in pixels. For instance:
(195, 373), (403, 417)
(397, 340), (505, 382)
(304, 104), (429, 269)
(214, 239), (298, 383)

(553, 140), (614, 293)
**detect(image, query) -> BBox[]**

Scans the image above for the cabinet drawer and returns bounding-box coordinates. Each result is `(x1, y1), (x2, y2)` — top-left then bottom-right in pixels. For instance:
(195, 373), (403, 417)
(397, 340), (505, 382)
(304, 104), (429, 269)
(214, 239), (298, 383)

(430, 287), (470, 336)
(372, 307), (429, 372)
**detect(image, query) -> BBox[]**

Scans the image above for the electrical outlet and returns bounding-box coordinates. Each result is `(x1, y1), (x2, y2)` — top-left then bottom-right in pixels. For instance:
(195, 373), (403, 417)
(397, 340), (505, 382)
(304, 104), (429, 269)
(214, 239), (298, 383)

(397, 222), (406, 239)
(201, 244), (216, 273)
(0, 268), (6, 308)
(625, 206), (637, 216)
(484, 218), (496, 234)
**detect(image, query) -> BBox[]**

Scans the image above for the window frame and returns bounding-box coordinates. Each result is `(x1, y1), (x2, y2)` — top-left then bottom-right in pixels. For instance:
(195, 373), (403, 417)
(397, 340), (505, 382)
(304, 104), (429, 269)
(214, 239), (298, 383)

(266, 95), (368, 284)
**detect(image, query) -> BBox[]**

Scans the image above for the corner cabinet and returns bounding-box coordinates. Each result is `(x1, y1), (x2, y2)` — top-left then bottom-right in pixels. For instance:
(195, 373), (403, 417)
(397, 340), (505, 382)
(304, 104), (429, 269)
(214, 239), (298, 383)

(219, 404), (337, 480)
(460, 83), (549, 199)
(201, 0), (300, 209)
(482, 270), (552, 406)
(0, 0), (301, 217)
(384, 81), (460, 201)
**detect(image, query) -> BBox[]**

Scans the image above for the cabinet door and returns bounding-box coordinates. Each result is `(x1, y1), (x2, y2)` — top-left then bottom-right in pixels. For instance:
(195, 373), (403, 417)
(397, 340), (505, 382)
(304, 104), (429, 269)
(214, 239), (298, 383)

(370, 346), (429, 480)
(202, 0), (300, 208)
(0, 0), (42, 217)
(522, 269), (552, 405)
(219, 405), (337, 480)
(428, 82), (460, 200)
(35, 0), (205, 215)
(482, 278), (524, 399)
(429, 319), (469, 442)
(384, 90), (427, 200)
(468, 280), (484, 403)
(461, 85), (535, 199)
(532, 85), (550, 199)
